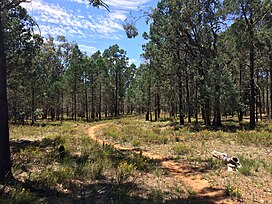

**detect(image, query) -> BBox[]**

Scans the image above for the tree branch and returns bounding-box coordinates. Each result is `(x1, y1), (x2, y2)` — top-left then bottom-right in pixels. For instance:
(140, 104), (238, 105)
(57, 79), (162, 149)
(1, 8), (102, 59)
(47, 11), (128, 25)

(2, 0), (31, 10)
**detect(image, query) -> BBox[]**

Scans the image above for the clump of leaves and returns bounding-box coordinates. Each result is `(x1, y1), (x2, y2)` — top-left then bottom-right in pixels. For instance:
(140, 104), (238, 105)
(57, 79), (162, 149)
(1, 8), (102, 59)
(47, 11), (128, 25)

(123, 23), (138, 38)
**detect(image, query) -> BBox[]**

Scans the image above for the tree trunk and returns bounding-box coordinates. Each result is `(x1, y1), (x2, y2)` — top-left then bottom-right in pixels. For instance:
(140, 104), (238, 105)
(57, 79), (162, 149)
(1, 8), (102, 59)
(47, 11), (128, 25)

(98, 82), (101, 120)
(266, 83), (269, 117)
(115, 69), (118, 117)
(213, 64), (222, 127)
(31, 86), (35, 125)
(157, 82), (160, 119)
(85, 83), (89, 122)
(146, 77), (151, 121)
(195, 79), (198, 124)
(154, 92), (157, 121)
(91, 84), (95, 120)
(178, 72), (184, 125)
(249, 28), (255, 129)
(238, 63), (243, 122)
(269, 44), (272, 118)
(185, 65), (191, 123)
(0, 12), (12, 182)
(74, 65), (77, 121)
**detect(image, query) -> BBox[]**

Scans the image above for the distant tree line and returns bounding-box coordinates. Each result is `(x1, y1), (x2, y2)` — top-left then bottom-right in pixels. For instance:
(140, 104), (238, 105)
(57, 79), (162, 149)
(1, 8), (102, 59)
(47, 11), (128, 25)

(2, 0), (272, 128)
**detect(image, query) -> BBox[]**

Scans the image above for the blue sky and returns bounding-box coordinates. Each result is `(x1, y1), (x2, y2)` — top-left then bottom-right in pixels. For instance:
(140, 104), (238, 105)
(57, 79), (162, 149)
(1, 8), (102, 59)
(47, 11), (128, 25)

(21, 0), (159, 66)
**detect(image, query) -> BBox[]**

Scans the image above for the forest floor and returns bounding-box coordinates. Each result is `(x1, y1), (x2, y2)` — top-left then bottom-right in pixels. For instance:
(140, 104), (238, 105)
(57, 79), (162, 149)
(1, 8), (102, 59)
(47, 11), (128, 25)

(93, 116), (272, 203)
(1, 116), (272, 203)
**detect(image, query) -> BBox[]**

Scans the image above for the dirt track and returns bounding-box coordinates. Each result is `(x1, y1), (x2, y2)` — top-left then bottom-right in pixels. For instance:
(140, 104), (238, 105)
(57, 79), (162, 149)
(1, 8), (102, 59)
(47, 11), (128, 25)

(88, 123), (237, 204)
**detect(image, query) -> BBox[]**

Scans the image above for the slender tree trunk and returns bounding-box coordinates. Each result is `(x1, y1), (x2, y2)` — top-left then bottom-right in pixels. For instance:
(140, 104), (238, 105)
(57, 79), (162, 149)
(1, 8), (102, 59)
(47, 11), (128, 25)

(213, 64), (222, 127)
(91, 82), (95, 120)
(31, 86), (35, 125)
(98, 82), (101, 120)
(269, 44), (272, 118)
(259, 92), (262, 121)
(74, 68), (77, 121)
(115, 69), (118, 117)
(154, 91), (157, 121)
(61, 92), (64, 121)
(249, 28), (255, 129)
(266, 83), (269, 117)
(185, 65), (191, 123)
(238, 63), (243, 122)
(157, 82), (160, 119)
(146, 77), (151, 121)
(0, 12), (12, 181)
(85, 83), (88, 122)
(195, 79), (198, 124)
(178, 72), (184, 125)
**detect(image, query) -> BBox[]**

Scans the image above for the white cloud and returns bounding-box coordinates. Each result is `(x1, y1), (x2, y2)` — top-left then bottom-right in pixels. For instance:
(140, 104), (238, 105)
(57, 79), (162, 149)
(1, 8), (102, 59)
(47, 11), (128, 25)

(67, 0), (153, 10)
(128, 58), (137, 65)
(106, 0), (153, 10)
(78, 44), (98, 55)
(21, 0), (126, 40)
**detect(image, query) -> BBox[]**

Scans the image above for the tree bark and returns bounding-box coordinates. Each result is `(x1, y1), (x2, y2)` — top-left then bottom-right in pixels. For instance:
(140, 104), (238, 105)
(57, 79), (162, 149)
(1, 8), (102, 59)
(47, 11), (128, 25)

(269, 44), (272, 118)
(98, 81), (101, 120)
(213, 64), (222, 127)
(178, 71), (184, 125)
(0, 12), (12, 182)
(238, 63), (243, 122)
(185, 64), (191, 123)
(249, 27), (255, 129)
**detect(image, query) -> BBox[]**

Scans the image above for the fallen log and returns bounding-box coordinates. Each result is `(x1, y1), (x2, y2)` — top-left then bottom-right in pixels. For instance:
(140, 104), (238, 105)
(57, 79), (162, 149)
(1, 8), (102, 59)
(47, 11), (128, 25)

(212, 150), (241, 171)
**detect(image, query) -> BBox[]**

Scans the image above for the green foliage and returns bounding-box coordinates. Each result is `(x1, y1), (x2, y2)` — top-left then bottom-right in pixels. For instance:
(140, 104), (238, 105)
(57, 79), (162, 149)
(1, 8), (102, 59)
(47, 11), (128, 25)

(5, 184), (34, 204)
(235, 131), (272, 147)
(131, 139), (140, 147)
(116, 162), (136, 185)
(75, 160), (105, 179)
(238, 155), (261, 176)
(205, 157), (222, 170)
(150, 187), (163, 203)
(102, 121), (170, 146)
(225, 182), (242, 200)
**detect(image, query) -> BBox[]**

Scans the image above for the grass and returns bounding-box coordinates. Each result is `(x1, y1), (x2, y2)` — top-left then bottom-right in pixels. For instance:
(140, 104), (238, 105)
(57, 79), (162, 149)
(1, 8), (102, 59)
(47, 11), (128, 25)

(172, 143), (191, 155)
(4, 116), (272, 203)
(225, 182), (242, 200)
(5, 119), (176, 203)
(100, 122), (170, 146)
(237, 155), (261, 176)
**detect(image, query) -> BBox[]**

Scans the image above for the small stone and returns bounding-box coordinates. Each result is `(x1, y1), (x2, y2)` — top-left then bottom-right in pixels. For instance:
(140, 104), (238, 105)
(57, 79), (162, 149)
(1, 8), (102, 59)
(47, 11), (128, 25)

(259, 199), (264, 203)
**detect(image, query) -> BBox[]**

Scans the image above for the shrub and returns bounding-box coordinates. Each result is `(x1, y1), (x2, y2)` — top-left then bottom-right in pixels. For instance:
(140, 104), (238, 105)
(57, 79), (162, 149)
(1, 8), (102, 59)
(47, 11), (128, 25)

(116, 162), (136, 185)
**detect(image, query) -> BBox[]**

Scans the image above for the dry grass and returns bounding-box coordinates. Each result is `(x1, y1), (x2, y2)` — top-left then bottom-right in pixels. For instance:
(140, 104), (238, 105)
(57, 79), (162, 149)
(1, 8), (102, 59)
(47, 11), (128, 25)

(97, 117), (272, 203)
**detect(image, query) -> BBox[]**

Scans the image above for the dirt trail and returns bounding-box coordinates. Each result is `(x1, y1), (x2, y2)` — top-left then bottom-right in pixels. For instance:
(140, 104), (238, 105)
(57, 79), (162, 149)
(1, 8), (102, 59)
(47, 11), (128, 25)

(87, 124), (237, 204)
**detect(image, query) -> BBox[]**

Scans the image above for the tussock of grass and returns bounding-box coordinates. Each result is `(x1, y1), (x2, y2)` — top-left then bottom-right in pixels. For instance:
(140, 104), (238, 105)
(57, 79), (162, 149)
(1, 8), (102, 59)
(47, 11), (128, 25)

(172, 143), (191, 155)
(238, 155), (261, 176)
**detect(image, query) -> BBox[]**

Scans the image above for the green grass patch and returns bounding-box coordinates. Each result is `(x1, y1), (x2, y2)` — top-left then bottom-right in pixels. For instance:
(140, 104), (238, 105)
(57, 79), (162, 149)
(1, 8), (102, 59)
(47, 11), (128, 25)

(172, 143), (191, 155)
(238, 155), (261, 176)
